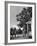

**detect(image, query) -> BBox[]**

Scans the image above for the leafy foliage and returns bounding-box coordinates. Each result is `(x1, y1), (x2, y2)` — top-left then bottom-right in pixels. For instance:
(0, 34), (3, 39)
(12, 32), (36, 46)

(16, 7), (32, 27)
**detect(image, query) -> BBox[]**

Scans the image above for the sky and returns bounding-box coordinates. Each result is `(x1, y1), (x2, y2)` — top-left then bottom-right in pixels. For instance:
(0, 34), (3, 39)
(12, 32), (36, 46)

(10, 6), (26, 28)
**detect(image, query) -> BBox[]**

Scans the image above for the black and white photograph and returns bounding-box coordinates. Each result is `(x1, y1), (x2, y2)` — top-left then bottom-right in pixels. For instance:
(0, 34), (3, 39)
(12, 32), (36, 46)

(5, 2), (36, 44)
(10, 6), (32, 40)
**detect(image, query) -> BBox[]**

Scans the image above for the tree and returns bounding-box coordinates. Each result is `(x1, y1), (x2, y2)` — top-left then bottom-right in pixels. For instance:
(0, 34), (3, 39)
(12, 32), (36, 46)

(10, 28), (13, 39)
(16, 7), (32, 38)
(10, 28), (13, 35)
(10, 28), (16, 39)
(16, 7), (32, 28)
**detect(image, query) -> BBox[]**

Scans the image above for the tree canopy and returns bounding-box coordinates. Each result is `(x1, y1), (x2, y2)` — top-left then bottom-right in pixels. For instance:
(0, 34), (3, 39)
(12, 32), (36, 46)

(16, 7), (32, 27)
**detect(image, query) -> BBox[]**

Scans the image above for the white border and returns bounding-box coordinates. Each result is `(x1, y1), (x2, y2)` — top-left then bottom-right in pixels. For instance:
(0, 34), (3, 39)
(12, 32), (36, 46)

(8, 3), (35, 43)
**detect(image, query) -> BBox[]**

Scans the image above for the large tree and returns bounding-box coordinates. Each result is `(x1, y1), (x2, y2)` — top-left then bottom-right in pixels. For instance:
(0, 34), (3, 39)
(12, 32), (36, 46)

(16, 7), (32, 28)
(16, 7), (32, 38)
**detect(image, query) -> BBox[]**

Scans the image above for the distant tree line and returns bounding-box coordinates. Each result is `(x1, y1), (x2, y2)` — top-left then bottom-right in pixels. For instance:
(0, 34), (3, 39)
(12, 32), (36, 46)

(10, 27), (23, 39)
